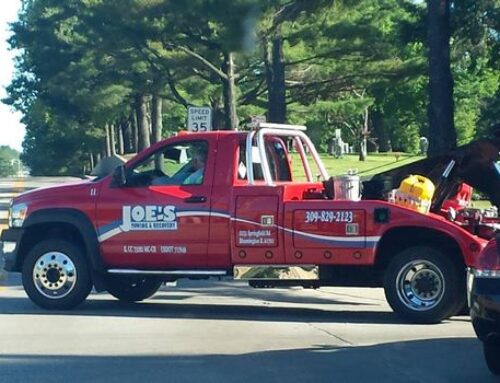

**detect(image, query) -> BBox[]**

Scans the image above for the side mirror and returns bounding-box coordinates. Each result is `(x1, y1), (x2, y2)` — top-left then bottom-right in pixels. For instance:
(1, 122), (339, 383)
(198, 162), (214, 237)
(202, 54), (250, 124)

(112, 165), (127, 187)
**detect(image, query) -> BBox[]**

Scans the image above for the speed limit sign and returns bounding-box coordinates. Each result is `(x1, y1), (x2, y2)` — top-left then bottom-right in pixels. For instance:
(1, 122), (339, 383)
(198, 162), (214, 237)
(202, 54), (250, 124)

(187, 106), (212, 132)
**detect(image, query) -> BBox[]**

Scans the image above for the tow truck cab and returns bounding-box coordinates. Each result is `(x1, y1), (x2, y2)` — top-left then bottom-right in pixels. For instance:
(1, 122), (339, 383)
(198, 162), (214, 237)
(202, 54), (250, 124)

(1, 124), (491, 323)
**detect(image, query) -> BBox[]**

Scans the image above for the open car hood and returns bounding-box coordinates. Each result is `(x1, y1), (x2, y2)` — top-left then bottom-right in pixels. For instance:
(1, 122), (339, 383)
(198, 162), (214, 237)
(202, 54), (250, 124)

(362, 137), (500, 208)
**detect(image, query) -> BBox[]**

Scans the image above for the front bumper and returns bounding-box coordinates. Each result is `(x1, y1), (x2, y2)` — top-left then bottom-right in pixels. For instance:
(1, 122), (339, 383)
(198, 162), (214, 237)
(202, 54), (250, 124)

(0, 228), (23, 272)
(468, 268), (500, 342)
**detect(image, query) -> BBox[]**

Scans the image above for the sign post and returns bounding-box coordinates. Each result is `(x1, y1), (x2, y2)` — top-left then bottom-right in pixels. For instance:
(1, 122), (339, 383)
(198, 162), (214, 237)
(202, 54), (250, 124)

(247, 115), (267, 129)
(187, 106), (212, 132)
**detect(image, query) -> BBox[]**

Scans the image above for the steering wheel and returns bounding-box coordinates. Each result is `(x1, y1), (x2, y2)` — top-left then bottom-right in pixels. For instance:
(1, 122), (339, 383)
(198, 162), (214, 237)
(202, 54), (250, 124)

(150, 168), (167, 178)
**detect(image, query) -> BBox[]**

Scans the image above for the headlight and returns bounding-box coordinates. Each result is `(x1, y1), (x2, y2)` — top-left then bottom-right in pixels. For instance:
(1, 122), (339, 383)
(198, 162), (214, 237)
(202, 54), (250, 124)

(8, 202), (28, 228)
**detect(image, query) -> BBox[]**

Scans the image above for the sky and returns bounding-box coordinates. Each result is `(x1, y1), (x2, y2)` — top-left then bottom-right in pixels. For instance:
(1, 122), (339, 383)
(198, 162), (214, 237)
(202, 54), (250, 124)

(0, 0), (24, 152)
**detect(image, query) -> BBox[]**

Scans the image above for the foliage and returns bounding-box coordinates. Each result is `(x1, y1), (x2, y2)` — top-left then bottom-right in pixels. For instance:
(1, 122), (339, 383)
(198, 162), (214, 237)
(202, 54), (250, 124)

(0, 146), (20, 177)
(2, 0), (499, 174)
(450, 0), (500, 141)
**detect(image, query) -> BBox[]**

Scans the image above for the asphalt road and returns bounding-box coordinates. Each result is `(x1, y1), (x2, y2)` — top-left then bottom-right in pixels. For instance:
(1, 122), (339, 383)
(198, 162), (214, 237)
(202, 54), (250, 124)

(0, 276), (494, 383)
(0, 177), (495, 383)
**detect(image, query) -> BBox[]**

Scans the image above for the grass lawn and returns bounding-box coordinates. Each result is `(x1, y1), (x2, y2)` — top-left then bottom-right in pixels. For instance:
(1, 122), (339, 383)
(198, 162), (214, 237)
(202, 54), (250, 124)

(471, 200), (492, 209)
(291, 152), (424, 180)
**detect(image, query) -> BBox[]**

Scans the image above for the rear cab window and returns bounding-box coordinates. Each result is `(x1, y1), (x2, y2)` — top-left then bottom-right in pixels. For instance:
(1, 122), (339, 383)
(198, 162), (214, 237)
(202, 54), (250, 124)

(236, 138), (292, 184)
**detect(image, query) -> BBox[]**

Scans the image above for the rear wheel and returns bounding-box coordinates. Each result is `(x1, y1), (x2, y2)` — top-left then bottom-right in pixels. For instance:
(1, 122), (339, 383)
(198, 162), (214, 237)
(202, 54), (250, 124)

(484, 339), (500, 375)
(22, 239), (92, 310)
(383, 246), (462, 324)
(104, 275), (162, 302)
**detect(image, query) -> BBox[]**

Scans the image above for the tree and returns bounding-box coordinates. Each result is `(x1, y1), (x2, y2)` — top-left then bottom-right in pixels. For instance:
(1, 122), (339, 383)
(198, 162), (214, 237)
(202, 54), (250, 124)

(0, 146), (20, 177)
(5, 0), (496, 175)
(270, 0), (426, 159)
(426, 0), (456, 156)
(451, 0), (499, 142)
(425, 0), (500, 153)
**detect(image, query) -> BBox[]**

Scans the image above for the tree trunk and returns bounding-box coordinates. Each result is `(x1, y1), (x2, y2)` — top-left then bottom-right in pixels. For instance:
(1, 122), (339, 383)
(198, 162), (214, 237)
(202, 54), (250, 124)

(135, 94), (150, 151)
(89, 152), (95, 171)
(104, 124), (111, 157)
(210, 96), (225, 131)
(359, 108), (369, 161)
(359, 139), (367, 161)
(152, 94), (164, 171)
(265, 35), (286, 123)
(427, 0), (456, 156)
(122, 118), (132, 154)
(117, 122), (125, 155)
(129, 112), (138, 153)
(151, 94), (163, 144)
(146, 100), (152, 138)
(109, 123), (117, 156)
(222, 52), (238, 130)
(371, 109), (391, 152)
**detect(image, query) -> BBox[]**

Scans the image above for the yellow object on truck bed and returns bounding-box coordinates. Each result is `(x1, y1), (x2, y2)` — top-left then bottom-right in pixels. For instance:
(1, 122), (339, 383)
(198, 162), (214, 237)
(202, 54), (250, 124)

(394, 174), (435, 214)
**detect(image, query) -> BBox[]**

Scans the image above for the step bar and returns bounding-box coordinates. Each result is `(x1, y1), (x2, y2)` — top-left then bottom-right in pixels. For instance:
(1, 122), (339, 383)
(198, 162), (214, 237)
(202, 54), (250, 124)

(107, 266), (320, 280)
(107, 269), (228, 276)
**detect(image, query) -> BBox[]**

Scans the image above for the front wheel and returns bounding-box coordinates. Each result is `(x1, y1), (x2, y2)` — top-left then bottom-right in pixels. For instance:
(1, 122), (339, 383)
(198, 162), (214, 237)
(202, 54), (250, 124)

(22, 239), (92, 310)
(104, 275), (162, 302)
(383, 246), (463, 324)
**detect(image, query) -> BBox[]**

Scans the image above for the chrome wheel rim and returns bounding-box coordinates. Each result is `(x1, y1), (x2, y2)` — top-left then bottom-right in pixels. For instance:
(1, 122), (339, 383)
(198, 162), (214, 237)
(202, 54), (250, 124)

(32, 252), (77, 299)
(396, 260), (445, 311)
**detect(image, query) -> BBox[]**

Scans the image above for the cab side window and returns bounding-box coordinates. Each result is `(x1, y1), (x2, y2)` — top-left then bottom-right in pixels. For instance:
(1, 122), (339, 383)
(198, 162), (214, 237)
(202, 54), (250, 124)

(126, 140), (208, 187)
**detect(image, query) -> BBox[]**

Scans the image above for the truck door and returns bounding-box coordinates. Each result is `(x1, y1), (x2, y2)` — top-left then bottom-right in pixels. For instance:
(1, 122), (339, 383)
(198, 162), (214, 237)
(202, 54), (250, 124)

(230, 138), (291, 265)
(96, 138), (214, 269)
(232, 190), (283, 264)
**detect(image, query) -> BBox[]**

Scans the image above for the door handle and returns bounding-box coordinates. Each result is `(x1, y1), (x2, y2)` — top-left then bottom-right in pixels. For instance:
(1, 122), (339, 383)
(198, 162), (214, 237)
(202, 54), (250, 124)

(184, 196), (207, 203)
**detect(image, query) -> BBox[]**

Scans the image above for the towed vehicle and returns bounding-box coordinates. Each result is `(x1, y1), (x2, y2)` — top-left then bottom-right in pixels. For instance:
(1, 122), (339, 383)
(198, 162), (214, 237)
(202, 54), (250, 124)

(469, 234), (500, 375)
(363, 135), (500, 250)
(1, 123), (499, 324)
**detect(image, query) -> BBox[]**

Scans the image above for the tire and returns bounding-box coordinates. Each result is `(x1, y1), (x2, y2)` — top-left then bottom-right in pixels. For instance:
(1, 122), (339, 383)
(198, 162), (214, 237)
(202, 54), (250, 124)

(22, 239), (92, 310)
(484, 339), (500, 375)
(104, 275), (162, 302)
(383, 246), (462, 324)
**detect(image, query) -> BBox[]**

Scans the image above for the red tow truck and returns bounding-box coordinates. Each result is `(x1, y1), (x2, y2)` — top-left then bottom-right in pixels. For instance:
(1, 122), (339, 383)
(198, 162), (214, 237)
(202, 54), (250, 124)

(2, 123), (499, 323)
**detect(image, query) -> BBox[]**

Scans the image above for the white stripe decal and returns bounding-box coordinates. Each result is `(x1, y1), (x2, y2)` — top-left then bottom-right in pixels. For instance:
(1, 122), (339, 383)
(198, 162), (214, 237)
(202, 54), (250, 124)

(97, 210), (229, 242)
(230, 217), (380, 244)
(209, 212), (232, 219)
(281, 226), (380, 243)
(98, 227), (122, 242)
(177, 211), (231, 219)
(97, 210), (381, 245)
(177, 211), (209, 217)
(230, 217), (262, 225)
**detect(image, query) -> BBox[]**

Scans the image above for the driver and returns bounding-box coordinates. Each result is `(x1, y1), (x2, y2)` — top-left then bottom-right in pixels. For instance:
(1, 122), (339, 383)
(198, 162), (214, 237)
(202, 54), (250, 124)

(151, 144), (206, 186)
(182, 146), (206, 185)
